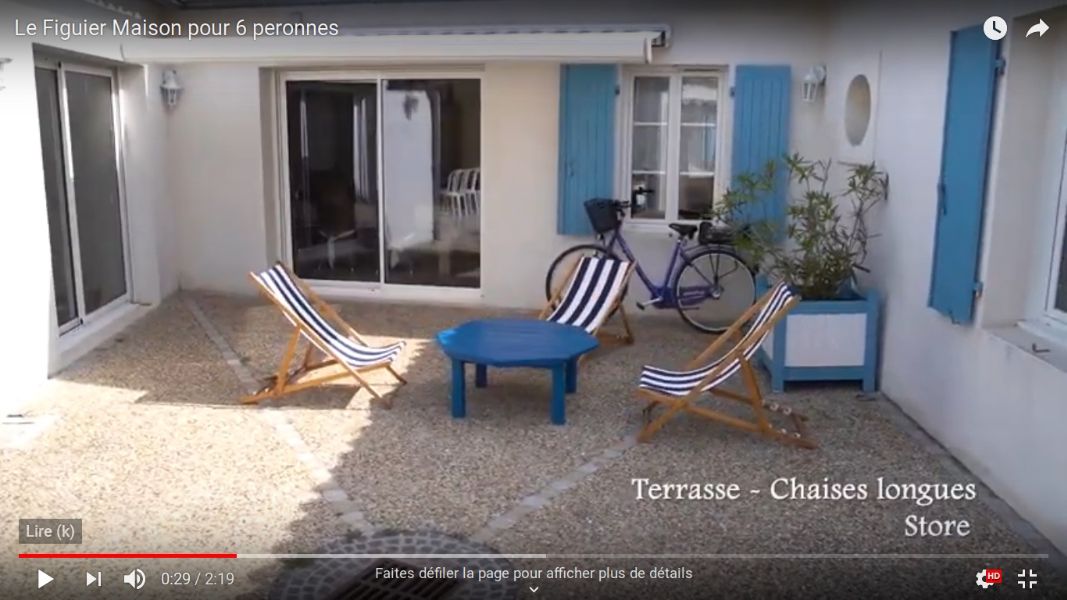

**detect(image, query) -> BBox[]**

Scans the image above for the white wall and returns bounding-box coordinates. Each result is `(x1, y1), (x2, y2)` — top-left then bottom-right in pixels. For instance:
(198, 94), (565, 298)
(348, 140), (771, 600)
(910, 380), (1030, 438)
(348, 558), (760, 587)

(167, 63), (269, 293)
(827, 0), (1067, 554)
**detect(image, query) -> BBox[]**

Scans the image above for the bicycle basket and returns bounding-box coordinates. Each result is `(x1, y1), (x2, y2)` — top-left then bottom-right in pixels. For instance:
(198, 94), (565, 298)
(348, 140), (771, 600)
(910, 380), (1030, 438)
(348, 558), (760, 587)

(584, 198), (622, 234)
(698, 221), (733, 245)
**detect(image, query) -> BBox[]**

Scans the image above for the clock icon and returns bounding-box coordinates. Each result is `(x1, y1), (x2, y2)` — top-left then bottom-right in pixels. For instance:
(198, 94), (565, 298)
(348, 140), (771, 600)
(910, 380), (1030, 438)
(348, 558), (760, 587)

(984, 16), (1007, 41)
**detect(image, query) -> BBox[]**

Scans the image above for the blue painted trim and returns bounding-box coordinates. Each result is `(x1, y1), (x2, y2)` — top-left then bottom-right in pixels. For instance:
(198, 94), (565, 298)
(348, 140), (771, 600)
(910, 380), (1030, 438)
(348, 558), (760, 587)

(862, 289), (880, 393)
(782, 366), (867, 381)
(731, 65), (791, 226)
(557, 64), (618, 236)
(927, 25), (1000, 324)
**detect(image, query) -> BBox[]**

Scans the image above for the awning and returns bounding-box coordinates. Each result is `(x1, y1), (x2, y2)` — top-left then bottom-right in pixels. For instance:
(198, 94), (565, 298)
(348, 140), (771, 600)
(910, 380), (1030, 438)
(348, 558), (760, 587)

(120, 26), (667, 65)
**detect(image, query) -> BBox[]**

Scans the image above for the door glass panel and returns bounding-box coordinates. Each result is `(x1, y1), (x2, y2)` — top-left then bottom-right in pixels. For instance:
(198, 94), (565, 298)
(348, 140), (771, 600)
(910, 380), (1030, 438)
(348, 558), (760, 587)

(286, 81), (380, 282)
(35, 67), (78, 327)
(65, 71), (126, 313)
(679, 76), (718, 220)
(630, 77), (669, 219)
(382, 79), (481, 288)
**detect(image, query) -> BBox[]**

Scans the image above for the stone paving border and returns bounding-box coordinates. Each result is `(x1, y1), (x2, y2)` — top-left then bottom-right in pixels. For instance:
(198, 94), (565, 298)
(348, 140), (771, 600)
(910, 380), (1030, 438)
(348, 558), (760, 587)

(471, 435), (638, 543)
(182, 295), (375, 535)
(872, 394), (1067, 575)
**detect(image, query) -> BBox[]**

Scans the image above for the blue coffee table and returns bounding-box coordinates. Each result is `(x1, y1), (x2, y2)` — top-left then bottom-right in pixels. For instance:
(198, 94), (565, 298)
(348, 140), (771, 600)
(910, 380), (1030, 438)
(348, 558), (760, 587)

(436, 319), (599, 425)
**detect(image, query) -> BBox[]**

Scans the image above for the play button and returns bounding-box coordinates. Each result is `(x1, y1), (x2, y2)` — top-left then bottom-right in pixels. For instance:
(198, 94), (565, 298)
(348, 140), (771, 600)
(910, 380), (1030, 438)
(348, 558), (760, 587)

(37, 570), (53, 589)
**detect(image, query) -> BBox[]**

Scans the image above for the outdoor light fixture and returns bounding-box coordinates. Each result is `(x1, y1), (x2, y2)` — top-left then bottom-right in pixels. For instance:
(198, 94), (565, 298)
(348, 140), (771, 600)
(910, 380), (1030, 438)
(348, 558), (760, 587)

(802, 64), (827, 103)
(160, 68), (182, 108)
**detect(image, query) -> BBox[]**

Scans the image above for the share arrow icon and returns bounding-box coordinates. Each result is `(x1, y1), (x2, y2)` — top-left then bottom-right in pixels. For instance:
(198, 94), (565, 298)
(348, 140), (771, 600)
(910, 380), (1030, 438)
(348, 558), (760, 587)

(1027, 19), (1050, 38)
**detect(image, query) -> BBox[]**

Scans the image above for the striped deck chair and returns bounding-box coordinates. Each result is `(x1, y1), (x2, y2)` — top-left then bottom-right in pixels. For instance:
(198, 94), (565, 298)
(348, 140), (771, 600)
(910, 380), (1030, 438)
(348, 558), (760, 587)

(637, 281), (815, 448)
(539, 255), (636, 347)
(243, 263), (406, 406)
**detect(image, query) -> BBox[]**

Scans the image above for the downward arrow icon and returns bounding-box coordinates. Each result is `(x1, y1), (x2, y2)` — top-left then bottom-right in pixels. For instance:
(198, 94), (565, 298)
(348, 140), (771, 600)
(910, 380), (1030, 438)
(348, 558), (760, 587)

(529, 586), (540, 593)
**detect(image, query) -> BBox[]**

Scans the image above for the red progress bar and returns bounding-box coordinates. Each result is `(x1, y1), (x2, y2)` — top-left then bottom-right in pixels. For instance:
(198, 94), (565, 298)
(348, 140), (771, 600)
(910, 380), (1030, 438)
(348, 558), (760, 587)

(19, 553), (236, 559)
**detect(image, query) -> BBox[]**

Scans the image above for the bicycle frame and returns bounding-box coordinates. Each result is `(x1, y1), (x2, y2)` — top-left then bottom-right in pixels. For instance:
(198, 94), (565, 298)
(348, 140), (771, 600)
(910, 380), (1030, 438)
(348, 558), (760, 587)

(598, 228), (719, 310)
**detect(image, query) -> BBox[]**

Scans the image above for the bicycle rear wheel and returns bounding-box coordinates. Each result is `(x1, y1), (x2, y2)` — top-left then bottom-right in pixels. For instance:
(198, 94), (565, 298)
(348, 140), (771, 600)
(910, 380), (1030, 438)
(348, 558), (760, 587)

(544, 244), (620, 300)
(673, 247), (757, 333)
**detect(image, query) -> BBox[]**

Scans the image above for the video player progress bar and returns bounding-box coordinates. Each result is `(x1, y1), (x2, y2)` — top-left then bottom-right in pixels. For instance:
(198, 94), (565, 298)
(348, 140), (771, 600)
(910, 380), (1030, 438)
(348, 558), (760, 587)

(19, 553), (1050, 560)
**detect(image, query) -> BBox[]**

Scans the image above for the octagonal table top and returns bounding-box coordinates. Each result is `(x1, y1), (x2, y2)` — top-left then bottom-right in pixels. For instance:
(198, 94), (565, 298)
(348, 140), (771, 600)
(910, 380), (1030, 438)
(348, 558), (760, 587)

(436, 319), (598, 367)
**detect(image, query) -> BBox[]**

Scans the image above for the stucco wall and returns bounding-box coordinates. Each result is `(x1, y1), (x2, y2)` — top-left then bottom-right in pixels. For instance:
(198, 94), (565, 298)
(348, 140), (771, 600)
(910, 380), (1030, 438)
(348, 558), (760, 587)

(827, 0), (1067, 554)
(167, 63), (270, 293)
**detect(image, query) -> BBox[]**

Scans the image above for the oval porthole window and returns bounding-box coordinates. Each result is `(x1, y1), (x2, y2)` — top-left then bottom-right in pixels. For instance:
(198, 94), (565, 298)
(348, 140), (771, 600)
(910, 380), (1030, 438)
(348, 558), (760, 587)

(844, 75), (871, 146)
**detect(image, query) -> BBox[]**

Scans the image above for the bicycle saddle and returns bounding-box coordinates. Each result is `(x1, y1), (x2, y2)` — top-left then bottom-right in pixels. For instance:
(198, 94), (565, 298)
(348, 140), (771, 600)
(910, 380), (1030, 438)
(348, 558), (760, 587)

(668, 223), (698, 238)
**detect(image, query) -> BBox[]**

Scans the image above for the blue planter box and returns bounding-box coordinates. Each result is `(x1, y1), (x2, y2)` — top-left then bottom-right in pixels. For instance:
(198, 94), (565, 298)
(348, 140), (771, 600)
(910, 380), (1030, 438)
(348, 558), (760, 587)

(754, 278), (880, 393)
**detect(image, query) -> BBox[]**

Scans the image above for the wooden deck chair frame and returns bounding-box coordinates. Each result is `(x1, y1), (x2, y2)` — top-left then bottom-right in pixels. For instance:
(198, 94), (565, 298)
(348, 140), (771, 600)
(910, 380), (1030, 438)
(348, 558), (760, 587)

(637, 287), (816, 449)
(538, 257), (637, 350)
(242, 263), (406, 407)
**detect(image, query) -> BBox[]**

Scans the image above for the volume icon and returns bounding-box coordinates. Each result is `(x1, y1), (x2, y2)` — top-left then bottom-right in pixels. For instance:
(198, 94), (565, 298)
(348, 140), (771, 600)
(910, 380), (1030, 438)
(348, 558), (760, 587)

(123, 568), (146, 590)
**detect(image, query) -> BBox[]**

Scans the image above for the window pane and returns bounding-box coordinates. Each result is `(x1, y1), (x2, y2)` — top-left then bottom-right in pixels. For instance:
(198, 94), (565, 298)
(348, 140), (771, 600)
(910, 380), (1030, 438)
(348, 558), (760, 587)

(630, 76), (670, 220)
(681, 76), (718, 124)
(680, 124), (716, 174)
(287, 81), (380, 283)
(679, 175), (715, 220)
(35, 68), (78, 327)
(631, 125), (668, 172)
(383, 79), (480, 288)
(65, 71), (126, 314)
(630, 173), (664, 219)
(1056, 216), (1067, 312)
(633, 76), (668, 123)
(678, 76), (719, 219)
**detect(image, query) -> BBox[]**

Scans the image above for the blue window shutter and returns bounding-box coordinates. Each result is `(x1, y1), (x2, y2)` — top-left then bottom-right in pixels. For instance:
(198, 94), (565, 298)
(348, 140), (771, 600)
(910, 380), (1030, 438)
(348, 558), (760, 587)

(731, 65), (791, 225)
(557, 64), (617, 235)
(928, 25), (1000, 324)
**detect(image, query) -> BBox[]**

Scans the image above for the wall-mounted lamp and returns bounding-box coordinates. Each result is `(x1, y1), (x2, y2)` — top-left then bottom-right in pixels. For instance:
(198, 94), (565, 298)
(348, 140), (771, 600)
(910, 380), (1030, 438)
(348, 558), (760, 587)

(0, 58), (12, 91)
(802, 64), (827, 103)
(160, 69), (182, 109)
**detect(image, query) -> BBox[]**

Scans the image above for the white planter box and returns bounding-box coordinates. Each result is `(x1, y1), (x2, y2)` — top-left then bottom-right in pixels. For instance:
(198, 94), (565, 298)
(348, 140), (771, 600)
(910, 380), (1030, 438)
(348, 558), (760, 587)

(755, 286), (880, 392)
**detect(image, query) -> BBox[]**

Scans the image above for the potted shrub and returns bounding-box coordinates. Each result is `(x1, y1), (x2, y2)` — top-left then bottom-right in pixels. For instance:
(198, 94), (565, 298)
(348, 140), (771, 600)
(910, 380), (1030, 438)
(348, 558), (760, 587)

(711, 154), (888, 392)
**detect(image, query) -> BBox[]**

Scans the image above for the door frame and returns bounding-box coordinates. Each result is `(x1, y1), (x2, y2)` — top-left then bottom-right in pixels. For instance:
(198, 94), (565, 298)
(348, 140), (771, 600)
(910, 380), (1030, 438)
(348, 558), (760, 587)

(275, 68), (484, 301)
(35, 57), (133, 334)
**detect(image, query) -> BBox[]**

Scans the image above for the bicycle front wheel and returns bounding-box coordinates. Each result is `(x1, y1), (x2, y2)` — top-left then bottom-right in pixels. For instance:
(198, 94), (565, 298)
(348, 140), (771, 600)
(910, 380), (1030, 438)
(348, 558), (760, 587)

(673, 248), (757, 333)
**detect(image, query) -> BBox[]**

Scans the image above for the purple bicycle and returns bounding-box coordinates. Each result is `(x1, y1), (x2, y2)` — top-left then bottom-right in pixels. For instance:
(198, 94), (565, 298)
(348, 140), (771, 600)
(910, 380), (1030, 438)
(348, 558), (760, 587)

(544, 198), (757, 333)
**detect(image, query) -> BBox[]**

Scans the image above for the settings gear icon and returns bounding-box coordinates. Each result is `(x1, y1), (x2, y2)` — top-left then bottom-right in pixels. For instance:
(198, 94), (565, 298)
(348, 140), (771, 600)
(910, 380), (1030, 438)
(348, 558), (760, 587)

(976, 569), (993, 589)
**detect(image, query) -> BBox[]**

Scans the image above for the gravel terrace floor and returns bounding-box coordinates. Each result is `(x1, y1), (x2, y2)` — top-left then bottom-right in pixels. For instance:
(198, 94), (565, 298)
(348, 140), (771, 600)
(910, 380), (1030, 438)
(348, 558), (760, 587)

(2, 293), (1064, 599)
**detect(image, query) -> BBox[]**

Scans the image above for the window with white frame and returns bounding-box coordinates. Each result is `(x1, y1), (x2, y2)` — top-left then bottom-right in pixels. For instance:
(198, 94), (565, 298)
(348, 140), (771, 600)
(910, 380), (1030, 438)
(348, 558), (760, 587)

(623, 70), (725, 222)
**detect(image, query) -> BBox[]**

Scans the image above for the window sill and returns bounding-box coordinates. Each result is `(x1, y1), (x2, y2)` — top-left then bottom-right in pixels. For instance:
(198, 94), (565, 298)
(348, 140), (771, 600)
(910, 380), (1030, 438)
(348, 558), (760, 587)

(988, 321), (1067, 375)
(622, 219), (704, 235)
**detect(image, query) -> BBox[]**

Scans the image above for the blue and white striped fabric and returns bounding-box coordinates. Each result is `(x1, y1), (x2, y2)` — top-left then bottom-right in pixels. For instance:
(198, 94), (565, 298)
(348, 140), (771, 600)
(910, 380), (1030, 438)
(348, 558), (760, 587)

(638, 282), (796, 397)
(547, 256), (631, 334)
(253, 265), (404, 370)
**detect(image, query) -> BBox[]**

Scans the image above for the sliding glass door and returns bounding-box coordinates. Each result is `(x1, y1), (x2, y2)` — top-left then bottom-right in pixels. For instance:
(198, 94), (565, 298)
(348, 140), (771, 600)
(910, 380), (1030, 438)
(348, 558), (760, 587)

(287, 81), (380, 282)
(35, 61), (128, 332)
(284, 74), (481, 290)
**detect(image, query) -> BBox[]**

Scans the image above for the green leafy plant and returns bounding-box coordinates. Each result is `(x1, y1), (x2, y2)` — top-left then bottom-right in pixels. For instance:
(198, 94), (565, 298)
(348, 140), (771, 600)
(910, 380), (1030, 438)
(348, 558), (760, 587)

(708, 154), (888, 300)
